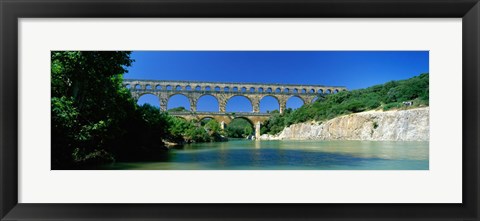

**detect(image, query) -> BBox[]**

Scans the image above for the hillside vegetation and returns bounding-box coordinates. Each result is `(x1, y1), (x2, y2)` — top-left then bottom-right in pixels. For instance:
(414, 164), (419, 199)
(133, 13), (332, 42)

(261, 73), (429, 135)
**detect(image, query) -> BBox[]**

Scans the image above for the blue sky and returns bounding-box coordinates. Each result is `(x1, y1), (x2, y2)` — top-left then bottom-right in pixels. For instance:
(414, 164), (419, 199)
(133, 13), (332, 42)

(125, 51), (428, 112)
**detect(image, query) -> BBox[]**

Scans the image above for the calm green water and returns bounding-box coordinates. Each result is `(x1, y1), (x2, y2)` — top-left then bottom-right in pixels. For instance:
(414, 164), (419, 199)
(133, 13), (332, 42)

(103, 140), (429, 170)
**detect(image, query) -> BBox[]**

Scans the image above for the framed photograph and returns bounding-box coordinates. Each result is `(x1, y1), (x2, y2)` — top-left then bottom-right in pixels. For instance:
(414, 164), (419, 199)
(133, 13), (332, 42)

(1, 0), (479, 220)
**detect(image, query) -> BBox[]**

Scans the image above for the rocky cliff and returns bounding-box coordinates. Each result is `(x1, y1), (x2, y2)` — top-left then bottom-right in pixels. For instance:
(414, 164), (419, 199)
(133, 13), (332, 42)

(259, 107), (429, 141)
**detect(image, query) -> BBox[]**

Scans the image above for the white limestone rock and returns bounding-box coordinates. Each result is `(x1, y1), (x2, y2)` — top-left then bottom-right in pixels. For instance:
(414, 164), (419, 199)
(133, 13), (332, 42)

(258, 107), (429, 141)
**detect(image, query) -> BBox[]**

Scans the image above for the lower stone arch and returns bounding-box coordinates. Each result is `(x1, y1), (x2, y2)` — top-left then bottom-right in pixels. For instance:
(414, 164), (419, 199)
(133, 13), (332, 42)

(173, 115), (188, 121)
(225, 117), (255, 138)
(198, 116), (216, 122)
(198, 116), (228, 130)
(232, 116), (254, 127)
(198, 116), (221, 126)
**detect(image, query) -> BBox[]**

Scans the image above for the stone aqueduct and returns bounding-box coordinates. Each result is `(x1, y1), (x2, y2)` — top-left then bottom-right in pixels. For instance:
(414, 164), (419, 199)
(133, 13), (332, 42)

(124, 79), (347, 138)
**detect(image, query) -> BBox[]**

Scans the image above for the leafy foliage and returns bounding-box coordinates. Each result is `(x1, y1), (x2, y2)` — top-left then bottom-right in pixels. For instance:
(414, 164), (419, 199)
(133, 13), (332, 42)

(225, 118), (254, 138)
(165, 116), (226, 143)
(51, 51), (139, 169)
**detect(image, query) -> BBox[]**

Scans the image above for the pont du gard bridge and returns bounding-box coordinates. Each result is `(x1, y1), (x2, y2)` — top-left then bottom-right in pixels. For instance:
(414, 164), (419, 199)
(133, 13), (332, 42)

(124, 79), (347, 138)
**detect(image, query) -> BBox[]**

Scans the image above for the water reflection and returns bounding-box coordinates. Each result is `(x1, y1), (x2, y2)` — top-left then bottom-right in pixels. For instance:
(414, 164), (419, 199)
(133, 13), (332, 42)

(254, 141), (261, 149)
(103, 140), (429, 170)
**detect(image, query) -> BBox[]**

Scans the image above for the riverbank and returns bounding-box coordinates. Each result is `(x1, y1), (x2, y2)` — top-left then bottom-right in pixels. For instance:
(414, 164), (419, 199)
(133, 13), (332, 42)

(259, 107), (429, 141)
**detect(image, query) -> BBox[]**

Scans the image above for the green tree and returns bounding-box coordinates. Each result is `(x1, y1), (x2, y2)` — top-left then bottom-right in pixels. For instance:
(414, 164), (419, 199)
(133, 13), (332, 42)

(225, 118), (254, 138)
(205, 119), (221, 134)
(51, 51), (134, 169)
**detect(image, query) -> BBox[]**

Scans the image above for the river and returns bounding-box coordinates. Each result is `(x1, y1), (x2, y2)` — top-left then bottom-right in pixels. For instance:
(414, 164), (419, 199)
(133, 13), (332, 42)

(102, 140), (429, 170)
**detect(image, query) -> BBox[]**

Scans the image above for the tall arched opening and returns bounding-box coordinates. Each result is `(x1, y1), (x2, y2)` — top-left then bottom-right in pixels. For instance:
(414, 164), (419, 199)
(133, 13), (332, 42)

(260, 95), (280, 113)
(167, 94), (190, 112)
(137, 93), (159, 109)
(197, 95), (219, 112)
(226, 96), (253, 113)
(286, 96), (305, 110)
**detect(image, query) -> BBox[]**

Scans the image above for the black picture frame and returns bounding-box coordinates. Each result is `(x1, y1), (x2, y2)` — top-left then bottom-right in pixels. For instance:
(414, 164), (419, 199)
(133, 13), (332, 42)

(1, 0), (479, 220)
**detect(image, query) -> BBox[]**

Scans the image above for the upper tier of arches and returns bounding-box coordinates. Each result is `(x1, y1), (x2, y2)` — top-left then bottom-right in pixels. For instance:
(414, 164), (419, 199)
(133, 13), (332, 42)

(124, 79), (347, 95)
